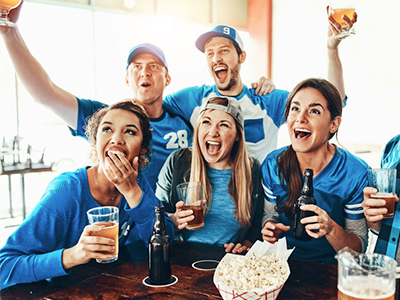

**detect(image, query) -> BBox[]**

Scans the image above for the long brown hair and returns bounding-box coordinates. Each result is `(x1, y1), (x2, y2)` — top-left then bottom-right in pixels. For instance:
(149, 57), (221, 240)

(85, 99), (152, 170)
(189, 97), (253, 226)
(276, 78), (342, 220)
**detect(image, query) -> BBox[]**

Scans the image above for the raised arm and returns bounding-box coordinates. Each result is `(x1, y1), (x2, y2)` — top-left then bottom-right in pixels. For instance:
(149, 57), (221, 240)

(326, 6), (357, 100)
(0, 1), (78, 129)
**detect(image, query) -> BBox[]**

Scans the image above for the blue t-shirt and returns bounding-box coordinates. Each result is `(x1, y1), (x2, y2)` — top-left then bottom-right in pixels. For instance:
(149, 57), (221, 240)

(163, 84), (289, 164)
(261, 146), (369, 264)
(0, 167), (174, 289)
(183, 167), (240, 246)
(69, 97), (193, 191)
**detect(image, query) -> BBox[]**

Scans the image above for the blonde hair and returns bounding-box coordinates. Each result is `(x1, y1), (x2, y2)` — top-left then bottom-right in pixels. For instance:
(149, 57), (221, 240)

(189, 97), (253, 226)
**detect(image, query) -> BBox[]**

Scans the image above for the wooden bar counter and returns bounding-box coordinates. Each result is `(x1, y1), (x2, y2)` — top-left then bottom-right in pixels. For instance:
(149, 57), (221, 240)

(1, 241), (398, 299)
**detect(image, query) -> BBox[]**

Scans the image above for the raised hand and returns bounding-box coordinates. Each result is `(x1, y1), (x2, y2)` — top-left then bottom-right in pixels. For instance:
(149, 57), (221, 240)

(326, 5), (357, 47)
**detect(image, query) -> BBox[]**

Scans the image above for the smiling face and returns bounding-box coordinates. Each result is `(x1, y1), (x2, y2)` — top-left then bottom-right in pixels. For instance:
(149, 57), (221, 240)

(204, 37), (245, 95)
(197, 109), (239, 169)
(125, 53), (171, 108)
(287, 87), (341, 155)
(96, 109), (145, 168)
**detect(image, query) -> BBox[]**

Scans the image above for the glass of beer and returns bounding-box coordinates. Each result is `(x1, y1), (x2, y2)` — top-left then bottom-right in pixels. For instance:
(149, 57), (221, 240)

(329, 0), (356, 39)
(368, 168), (397, 219)
(337, 247), (397, 300)
(176, 182), (204, 230)
(0, 0), (21, 27)
(87, 206), (119, 263)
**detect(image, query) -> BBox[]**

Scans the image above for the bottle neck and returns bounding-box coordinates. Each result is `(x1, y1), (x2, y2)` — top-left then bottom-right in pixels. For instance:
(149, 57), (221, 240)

(154, 207), (166, 235)
(301, 171), (314, 197)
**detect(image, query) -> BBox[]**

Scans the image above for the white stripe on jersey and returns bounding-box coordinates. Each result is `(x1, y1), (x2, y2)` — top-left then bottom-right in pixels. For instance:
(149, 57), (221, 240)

(262, 182), (276, 200)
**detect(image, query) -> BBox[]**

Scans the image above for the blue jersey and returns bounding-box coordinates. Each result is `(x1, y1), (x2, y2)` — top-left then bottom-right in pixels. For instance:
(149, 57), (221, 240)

(69, 97), (193, 191)
(261, 146), (369, 264)
(163, 85), (289, 164)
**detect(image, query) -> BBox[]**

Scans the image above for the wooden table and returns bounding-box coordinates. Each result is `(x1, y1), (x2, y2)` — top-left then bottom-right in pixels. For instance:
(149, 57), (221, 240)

(1, 241), (399, 300)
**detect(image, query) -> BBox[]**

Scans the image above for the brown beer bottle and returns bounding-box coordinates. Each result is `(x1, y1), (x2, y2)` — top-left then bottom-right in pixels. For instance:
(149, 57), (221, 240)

(293, 169), (317, 241)
(149, 205), (171, 284)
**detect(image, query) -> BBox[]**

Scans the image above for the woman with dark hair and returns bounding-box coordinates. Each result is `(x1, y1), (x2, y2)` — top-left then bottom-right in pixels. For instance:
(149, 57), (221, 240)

(156, 96), (263, 253)
(261, 78), (369, 264)
(0, 99), (174, 289)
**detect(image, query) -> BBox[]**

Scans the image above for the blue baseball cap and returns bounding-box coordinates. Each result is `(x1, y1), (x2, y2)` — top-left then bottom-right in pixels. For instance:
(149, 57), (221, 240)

(195, 25), (244, 53)
(126, 43), (168, 70)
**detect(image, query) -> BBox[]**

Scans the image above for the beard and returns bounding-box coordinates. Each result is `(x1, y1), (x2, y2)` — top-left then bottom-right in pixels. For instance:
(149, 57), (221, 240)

(216, 66), (239, 91)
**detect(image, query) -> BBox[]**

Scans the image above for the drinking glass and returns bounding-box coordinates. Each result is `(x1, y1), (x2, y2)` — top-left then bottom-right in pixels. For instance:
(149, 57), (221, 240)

(176, 182), (218, 271)
(368, 168), (397, 219)
(0, 0), (21, 27)
(329, 0), (356, 39)
(337, 247), (396, 300)
(177, 182), (204, 230)
(87, 206), (119, 263)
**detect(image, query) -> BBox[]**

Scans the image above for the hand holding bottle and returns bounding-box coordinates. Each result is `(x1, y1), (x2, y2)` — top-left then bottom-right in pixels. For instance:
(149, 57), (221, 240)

(298, 204), (336, 239)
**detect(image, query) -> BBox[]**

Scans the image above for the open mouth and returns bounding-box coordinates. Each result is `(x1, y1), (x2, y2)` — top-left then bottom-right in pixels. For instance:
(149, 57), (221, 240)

(206, 141), (221, 154)
(214, 66), (228, 82)
(141, 81), (151, 87)
(294, 128), (311, 139)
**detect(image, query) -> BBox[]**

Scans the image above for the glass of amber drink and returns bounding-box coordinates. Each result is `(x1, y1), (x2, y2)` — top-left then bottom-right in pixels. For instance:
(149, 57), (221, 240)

(329, 0), (356, 39)
(368, 168), (397, 219)
(337, 247), (397, 300)
(87, 206), (119, 263)
(0, 0), (21, 27)
(177, 182), (204, 230)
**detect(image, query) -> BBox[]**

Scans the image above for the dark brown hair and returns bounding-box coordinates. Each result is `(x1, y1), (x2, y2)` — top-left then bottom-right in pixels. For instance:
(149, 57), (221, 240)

(276, 78), (342, 220)
(85, 99), (152, 170)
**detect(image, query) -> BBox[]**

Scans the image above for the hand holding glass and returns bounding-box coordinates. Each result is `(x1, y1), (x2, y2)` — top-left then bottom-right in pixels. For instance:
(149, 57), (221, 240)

(329, 0), (356, 39)
(0, 0), (21, 27)
(177, 182), (204, 230)
(87, 206), (119, 263)
(368, 168), (397, 219)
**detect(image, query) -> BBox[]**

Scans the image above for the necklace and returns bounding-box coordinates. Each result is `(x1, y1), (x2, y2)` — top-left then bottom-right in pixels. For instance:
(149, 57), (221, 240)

(91, 167), (120, 201)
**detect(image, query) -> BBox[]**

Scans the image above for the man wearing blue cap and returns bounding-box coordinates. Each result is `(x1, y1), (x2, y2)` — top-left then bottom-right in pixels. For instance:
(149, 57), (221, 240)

(163, 14), (356, 164)
(1, 3), (274, 191)
(0, 4), (195, 191)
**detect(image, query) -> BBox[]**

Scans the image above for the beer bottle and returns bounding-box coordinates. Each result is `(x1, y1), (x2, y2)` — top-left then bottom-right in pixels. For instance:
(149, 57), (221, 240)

(149, 205), (171, 284)
(293, 169), (317, 241)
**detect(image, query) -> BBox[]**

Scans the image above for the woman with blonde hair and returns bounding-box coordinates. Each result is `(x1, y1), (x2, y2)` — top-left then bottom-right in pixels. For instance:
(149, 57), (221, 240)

(156, 96), (263, 253)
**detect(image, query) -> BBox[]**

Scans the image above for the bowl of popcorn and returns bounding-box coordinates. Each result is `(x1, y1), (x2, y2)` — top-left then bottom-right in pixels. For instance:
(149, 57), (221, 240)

(213, 238), (294, 300)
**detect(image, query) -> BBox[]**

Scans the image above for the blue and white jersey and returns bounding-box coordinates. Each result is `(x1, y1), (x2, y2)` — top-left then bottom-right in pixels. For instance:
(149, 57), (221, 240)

(261, 146), (369, 264)
(163, 84), (289, 164)
(69, 97), (193, 191)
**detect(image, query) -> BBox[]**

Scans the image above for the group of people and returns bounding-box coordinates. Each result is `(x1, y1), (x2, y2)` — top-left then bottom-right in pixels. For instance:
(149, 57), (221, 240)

(0, 1), (398, 290)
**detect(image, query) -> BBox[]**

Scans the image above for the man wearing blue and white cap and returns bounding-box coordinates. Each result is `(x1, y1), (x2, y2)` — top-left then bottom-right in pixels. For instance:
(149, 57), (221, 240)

(163, 16), (356, 164)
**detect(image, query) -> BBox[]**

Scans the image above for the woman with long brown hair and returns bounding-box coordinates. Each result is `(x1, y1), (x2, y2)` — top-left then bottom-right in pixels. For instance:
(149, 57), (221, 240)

(261, 78), (369, 264)
(156, 96), (263, 253)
